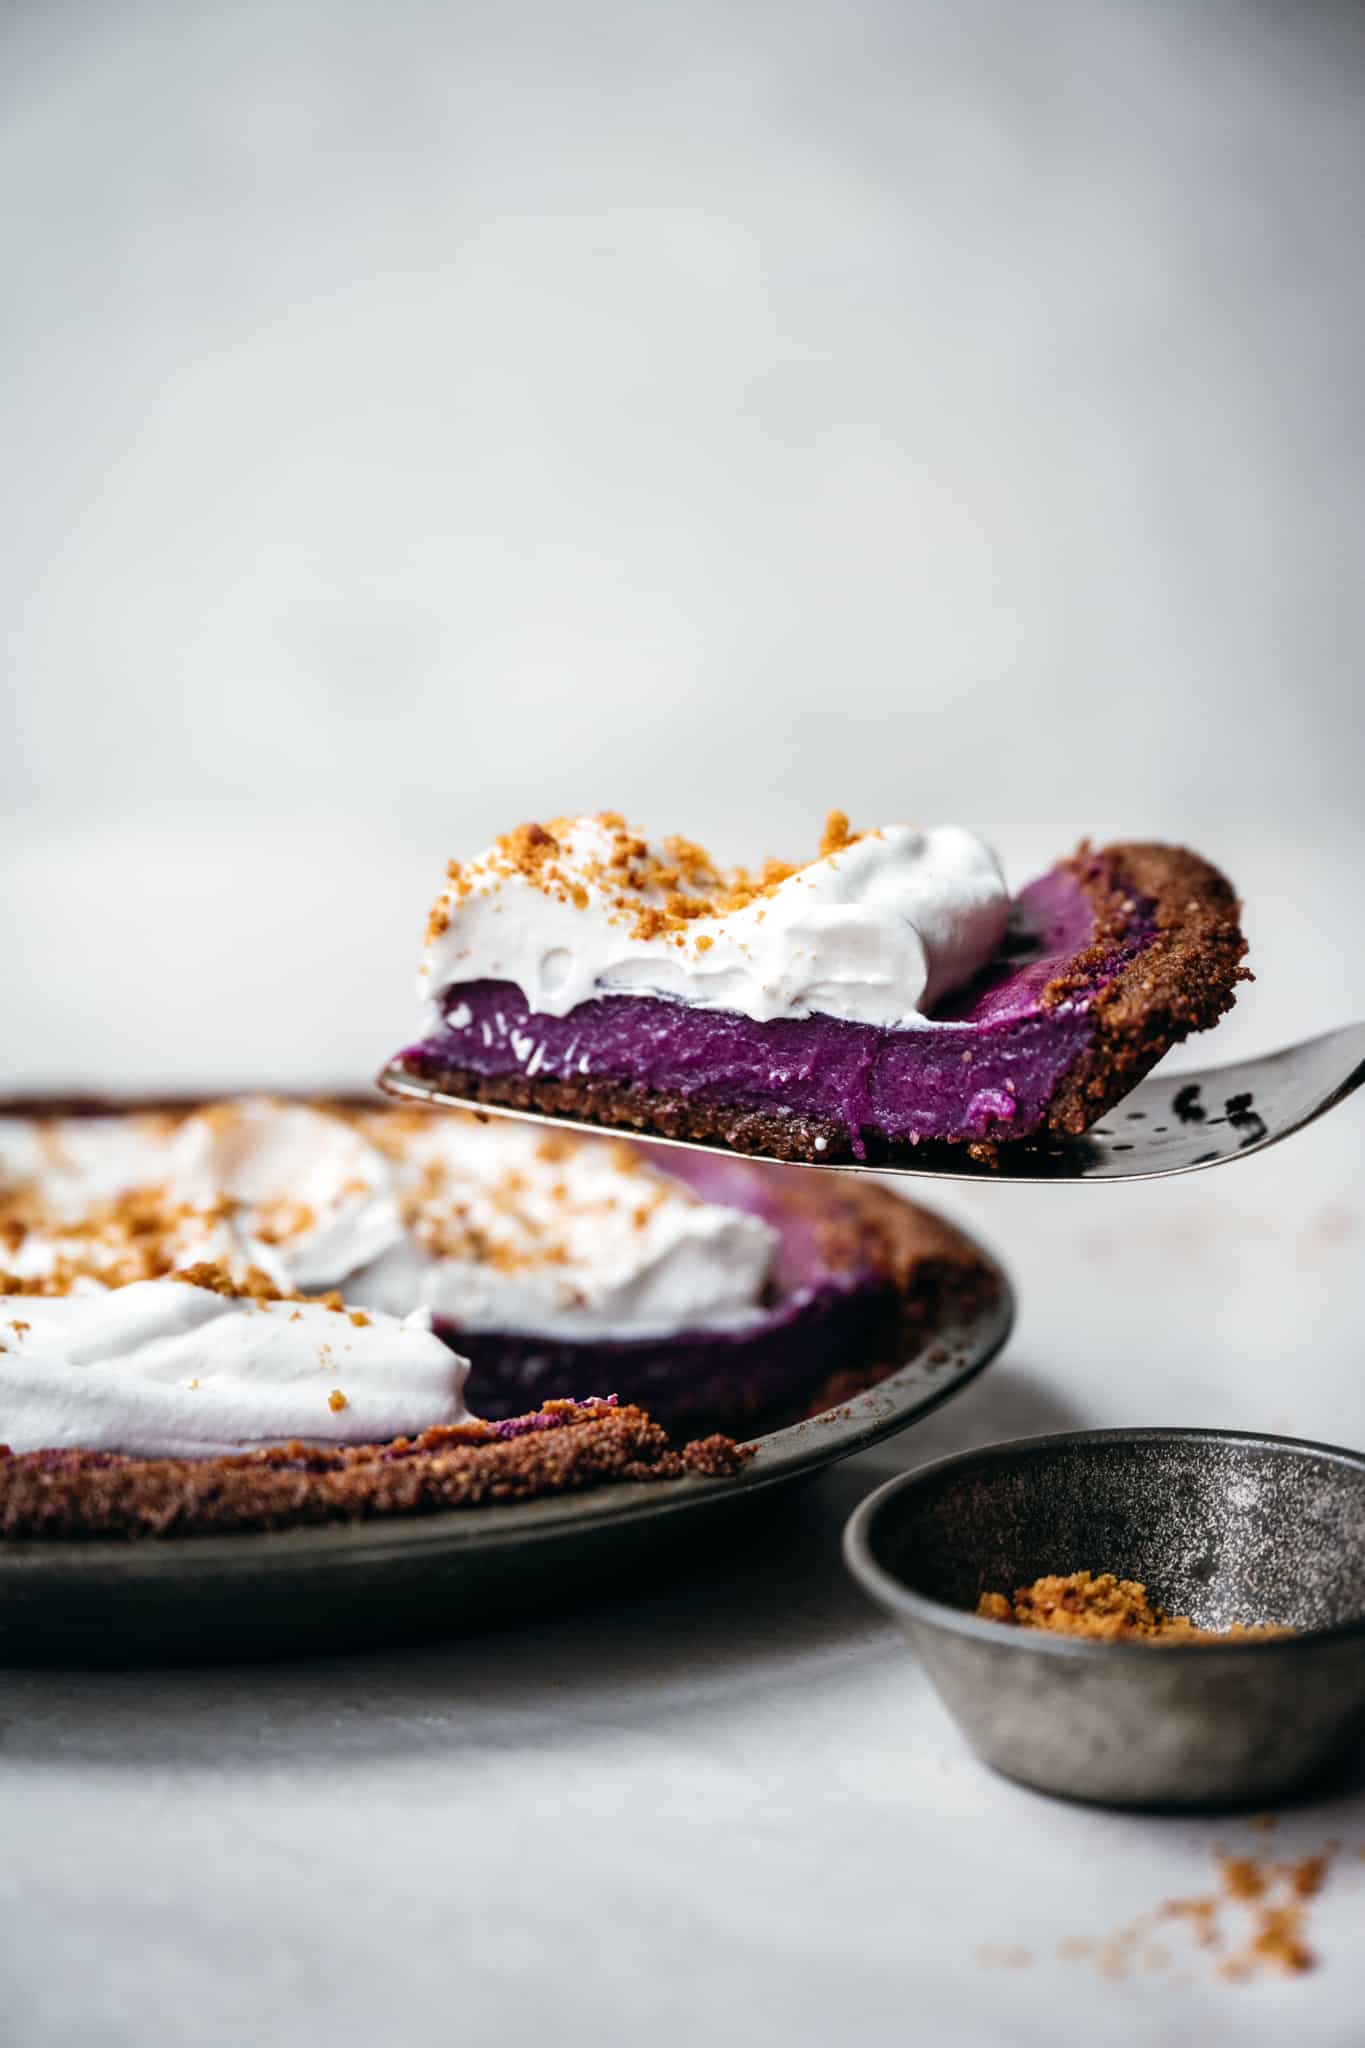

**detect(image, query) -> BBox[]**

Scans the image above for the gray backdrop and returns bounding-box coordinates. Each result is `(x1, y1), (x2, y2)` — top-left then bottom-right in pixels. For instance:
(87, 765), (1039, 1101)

(3, 0), (1363, 1082)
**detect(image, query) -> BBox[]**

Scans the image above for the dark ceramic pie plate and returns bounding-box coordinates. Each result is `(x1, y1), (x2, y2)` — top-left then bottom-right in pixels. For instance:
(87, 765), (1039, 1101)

(0, 1232), (1012, 1668)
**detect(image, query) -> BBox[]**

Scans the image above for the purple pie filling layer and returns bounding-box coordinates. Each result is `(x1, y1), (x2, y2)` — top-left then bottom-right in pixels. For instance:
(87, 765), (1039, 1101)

(440, 1281), (884, 1426)
(436, 1152), (899, 1427)
(400, 864), (1157, 1154)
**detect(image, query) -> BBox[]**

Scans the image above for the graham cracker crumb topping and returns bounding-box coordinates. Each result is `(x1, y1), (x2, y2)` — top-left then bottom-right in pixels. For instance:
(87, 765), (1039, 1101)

(386, 1123), (684, 1275)
(976, 1571), (1292, 1642)
(424, 810), (867, 953)
(0, 1184), (236, 1295)
(173, 1261), (283, 1303)
(169, 1262), (350, 1314)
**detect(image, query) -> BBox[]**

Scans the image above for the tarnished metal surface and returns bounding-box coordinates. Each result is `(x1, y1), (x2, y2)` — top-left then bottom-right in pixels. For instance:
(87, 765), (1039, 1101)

(845, 1429), (1365, 1808)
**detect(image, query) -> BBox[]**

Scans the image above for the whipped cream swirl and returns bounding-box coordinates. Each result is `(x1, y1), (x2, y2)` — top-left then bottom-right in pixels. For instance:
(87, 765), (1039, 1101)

(0, 1281), (467, 1458)
(0, 1100), (404, 1298)
(421, 816), (1010, 1030)
(353, 1114), (776, 1339)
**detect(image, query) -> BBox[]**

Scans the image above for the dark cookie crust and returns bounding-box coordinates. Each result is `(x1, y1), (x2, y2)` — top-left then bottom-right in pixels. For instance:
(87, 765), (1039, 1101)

(416, 1067), (853, 1163)
(0, 1401), (752, 1543)
(405, 840), (1248, 1161)
(1042, 841), (1250, 1138)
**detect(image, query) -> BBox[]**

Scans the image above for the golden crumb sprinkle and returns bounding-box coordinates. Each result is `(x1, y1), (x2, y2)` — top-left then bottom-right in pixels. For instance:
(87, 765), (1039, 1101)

(174, 1259), (264, 1299)
(426, 857), (469, 942)
(819, 809), (853, 856)
(1240, 1905), (1314, 1977)
(251, 1198), (317, 1246)
(348, 1309), (371, 1327)
(380, 1122), (687, 1277)
(328, 1389), (349, 1413)
(170, 1263), (355, 1315)
(1053, 1841), (1339, 1986)
(0, 1183), (240, 1295)
(1219, 1856), (1268, 1902)
(976, 1591), (1013, 1624)
(195, 1104), (239, 1135)
(423, 811), (868, 953)
(975, 1571), (1293, 1642)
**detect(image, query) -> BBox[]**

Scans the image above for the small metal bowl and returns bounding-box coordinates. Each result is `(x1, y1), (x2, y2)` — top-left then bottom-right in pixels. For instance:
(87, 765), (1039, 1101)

(843, 1428), (1365, 1809)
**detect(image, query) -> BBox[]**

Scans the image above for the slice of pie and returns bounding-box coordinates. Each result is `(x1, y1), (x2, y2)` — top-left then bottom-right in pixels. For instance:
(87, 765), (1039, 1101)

(393, 814), (1249, 1162)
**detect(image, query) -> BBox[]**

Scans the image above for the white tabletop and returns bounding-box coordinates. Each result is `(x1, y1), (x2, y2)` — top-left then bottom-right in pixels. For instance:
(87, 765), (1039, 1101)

(4, 1093), (1364, 2048)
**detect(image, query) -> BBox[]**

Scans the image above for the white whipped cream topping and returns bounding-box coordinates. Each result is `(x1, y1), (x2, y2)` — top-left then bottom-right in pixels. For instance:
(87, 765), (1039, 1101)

(0, 1281), (468, 1458)
(350, 1114), (777, 1339)
(0, 1113), (185, 1211)
(168, 1099), (406, 1291)
(420, 818), (1010, 1029)
(0, 1100), (407, 1297)
(0, 1101), (780, 1453)
(2, 1201), (245, 1292)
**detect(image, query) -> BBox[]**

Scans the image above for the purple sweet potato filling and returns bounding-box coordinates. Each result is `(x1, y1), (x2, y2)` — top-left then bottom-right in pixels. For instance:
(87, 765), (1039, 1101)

(400, 864), (1157, 1151)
